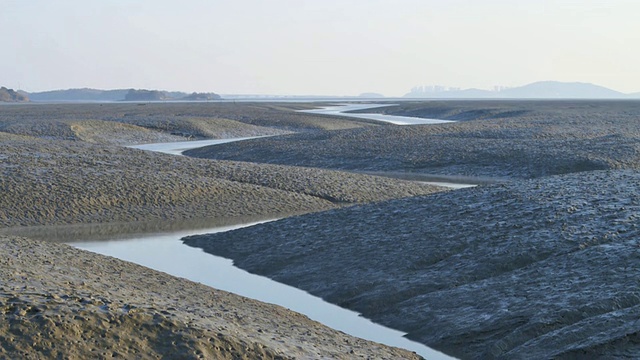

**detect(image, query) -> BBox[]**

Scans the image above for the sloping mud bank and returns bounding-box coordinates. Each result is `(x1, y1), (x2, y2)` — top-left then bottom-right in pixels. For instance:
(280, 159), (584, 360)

(185, 169), (640, 359)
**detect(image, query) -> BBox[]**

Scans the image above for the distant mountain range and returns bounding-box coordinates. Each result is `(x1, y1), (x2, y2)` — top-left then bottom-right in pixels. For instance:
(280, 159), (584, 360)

(405, 81), (640, 99)
(4, 82), (640, 102)
(17, 88), (221, 102)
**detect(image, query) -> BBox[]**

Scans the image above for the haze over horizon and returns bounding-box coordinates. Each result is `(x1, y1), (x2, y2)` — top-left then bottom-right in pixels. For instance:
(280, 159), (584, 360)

(3, 0), (639, 97)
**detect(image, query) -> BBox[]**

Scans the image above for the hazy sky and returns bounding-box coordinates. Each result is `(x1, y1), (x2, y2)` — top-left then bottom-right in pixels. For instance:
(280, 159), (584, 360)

(2, 0), (639, 96)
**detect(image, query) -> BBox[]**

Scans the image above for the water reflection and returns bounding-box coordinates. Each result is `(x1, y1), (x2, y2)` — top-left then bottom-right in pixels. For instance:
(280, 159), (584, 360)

(128, 135), (271, 155)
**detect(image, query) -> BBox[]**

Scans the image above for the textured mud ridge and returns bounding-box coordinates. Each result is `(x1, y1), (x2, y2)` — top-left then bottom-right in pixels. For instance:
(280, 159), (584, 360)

(0, 236), (422, 359)
(185, 169), (640, 359)
(0, 137), (442, 229)
(186, 100), (640, 179)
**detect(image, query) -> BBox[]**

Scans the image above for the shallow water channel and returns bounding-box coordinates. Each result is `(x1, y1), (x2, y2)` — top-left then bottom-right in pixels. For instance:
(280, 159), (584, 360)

(300, 103), (455, 125)
(70, 105), (459, 359)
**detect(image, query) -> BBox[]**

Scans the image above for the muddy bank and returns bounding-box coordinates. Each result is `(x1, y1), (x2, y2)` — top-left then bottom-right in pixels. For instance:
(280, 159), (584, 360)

(0, 137), (442, 229)
(186, 100), (640, 179)
(0, 235), (423, 359)
(185, 169), (640, 359)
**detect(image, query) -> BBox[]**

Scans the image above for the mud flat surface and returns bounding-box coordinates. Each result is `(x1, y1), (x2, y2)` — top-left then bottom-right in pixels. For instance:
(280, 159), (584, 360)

(0, 102), (444, 358)
(0, 102), (380, 145)
(0, 136), (441, 230)
(0, 235), (422, 359)
(5, 100), (640, 358)
(1, 103), (439, 229)
(185, 169), (640, 359)
(186, 100), (640, 179)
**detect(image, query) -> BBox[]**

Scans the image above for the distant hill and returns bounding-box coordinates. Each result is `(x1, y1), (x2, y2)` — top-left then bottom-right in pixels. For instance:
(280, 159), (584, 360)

(23, 88), (222, 102)
(499, 81), (624, 99)
(27, 88), (129, 102)
(124, 89), (222, 101)
(124, 89), (172, 101)
(405, 81), (640, 99)
(0, 87), (29, 102)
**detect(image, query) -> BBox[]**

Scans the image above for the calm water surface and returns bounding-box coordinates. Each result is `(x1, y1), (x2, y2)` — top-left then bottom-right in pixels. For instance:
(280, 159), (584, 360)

(301, 103), (455, 125)
(128, 136), (270, 155)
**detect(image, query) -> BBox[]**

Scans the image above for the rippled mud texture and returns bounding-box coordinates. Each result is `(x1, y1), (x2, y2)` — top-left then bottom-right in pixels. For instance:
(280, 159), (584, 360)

(186, 100), (640, 179)
(185, 169), (640, 359)
(0, 137), (442, 229)
(5, 100), (640, 359)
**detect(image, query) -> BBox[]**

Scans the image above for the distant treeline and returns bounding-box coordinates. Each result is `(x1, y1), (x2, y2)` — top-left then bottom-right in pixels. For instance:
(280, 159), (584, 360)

(19, 88), (221, 102)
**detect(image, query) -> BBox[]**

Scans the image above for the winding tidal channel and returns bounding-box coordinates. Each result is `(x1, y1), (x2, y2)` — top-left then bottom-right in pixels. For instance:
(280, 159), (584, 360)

(70, 104), (459, 359)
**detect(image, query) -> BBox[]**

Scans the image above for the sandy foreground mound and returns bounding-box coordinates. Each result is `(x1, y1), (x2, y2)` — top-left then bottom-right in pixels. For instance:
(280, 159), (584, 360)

(0, 235), (422, 359)
(185, 169), (640, 359)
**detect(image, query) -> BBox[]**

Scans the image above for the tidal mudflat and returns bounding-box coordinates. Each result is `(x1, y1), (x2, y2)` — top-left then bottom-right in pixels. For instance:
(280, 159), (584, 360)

(1, 235), (423, 359)
(187, 100), (640, 179)
(185, 169), (640, 358)
(183, 100), (640, 358)
(0, 102), (445, 359)
(3, 100), (640, 358)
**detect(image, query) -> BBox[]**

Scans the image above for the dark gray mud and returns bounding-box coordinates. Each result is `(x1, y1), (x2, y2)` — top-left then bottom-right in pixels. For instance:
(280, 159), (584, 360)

(0, 102), (379, 145)
(185, 169), (640, 359)
(5, 100), (640, 358)
(0, 102), (438, 359)
(186, 100), (640, 179)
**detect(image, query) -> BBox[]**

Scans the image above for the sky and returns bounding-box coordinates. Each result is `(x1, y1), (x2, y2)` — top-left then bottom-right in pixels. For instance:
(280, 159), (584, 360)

(2, 0), (639, 96)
